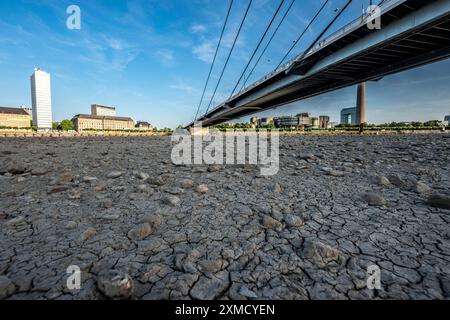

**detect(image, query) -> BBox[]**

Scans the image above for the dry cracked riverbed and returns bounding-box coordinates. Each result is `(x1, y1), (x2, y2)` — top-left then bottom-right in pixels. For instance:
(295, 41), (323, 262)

(0, 134), (449, 300)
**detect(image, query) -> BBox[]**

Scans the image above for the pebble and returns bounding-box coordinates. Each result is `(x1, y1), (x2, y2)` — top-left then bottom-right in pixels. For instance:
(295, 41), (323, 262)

(162, 195), (181, 206)
(136, 172), (149, 180)
(142, 214), (162, 230)
(65, 221), (77, 229)
(97, 270), (134, 300)
(107, 171), (124, 179)
(179, 178), (194, 189)
(362, 192), (387, 206)
(284, 214), (304, 227)
(414, 181), (432, 194)
(127, 223), (153, 241)
(387, 174), (404, 187)
(0, 276), (16, 299)
(79, 227), (97, 242)
(377, 176), (391, 187)
(303, 240), (343, 268)
(31, 168), (49, 176)
(197, 184), (209, 194)
(329, 170), (346, 177)
(102, 199), (114, 209)
(83, 176), (98, 183)
(57, 172), (74, 184)
(262, 215), (282, 231)
(427, 194), (450, 210)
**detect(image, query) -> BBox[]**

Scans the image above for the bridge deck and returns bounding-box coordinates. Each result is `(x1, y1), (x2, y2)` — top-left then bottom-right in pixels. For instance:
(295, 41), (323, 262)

(188, 0), (450, 128)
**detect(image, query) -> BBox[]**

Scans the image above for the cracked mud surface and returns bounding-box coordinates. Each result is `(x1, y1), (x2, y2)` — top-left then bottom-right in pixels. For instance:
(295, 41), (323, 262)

(0, 134), (449, 300)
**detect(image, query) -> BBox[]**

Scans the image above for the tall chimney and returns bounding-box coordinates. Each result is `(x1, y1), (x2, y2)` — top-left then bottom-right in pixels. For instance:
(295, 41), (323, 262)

(356, 82), (366, 125)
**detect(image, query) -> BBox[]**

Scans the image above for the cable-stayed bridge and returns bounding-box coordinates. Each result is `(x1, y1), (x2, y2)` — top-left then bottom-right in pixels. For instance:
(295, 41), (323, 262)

(187, 0), (450, 128)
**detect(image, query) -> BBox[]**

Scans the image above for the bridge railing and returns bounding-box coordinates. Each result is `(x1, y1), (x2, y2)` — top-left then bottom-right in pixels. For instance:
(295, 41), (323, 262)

(301, 0), (400, 59)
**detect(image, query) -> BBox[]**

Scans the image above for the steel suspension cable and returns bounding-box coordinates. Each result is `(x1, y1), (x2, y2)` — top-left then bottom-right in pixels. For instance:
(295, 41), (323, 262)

(228, 0), (286, 99)
(194, 0), (234, 121)
(204, 0), (254, 115)
(275, 0), (331, 70)
(240, 0), (296, 91)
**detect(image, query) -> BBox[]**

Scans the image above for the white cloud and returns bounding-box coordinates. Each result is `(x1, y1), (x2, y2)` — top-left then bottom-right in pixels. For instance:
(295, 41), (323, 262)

(104, 37), (126, 51)
(190, 24), (207, 34)
(155, 49), (175, 66)
(192, 40), (216, 63)
(169, 80), (197, 95)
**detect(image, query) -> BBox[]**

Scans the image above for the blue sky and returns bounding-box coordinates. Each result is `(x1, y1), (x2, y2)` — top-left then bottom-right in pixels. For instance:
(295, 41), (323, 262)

(0, 0), (449, 128)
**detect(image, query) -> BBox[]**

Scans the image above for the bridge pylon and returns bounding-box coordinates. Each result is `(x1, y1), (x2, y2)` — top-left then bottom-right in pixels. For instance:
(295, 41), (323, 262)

(356, 82), (367, 125)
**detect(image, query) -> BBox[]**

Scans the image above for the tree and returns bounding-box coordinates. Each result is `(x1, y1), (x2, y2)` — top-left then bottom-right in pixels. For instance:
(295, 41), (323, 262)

(56, 119), (74, 131)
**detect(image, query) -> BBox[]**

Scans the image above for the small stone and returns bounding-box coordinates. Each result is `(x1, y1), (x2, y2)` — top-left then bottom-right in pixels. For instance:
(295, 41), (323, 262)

(262, 215), (282, 231)
(165, 187), (184, 195)
(162, 195), (181, 206)
(17, 176), (27, 183)
(0, 276), (16, 299)
(57, 172), (74, 184)
(303, 240), (343, 268)
(239, 286), (258, 299)
(329, 170), (345, 177)
(387, 174), (404, 187)
(102, 214), (120, 221)
(414, 181), (432, 194)
(198, 259), (224, 273)
(136, 172), (149, 180)
(107, 171), (124, 179)
(298, 153), (316, 161)
(427, 194), (450, 210)
(68, 189), (81, 200)
(208, 165), (221, 172)
(102, 199), (114, 209)
(65, 221), (77, 230)
(377, 176), (391, 187)
(94, 184), (107, 192)
(2, 157), (26, 175)
(362, 192), (386, 206)
(97, 270), (134, 300)
(79, 227), (97, 242)
(197, 184), (209, 194)
(142, 214), (162, 230)
(127, 223), (153, 241)
(151, 174), (171, 186)
(83, 176), (98, 183)
(31, 168), (49, 176)
(179, 178), (194, 189)
(284, 214), (304, 227)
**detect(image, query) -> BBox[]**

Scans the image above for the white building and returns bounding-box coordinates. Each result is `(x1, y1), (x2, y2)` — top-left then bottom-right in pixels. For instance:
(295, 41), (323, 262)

(31, 68), (52, 129)
(91, 104), (116, 117)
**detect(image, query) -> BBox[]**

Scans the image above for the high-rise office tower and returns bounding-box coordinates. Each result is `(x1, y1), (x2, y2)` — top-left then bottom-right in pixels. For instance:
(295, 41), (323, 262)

(31, 68), (52, 129)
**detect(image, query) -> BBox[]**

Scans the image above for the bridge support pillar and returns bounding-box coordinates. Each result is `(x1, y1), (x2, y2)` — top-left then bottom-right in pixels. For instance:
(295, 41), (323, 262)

(356, 82), (367, 125)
